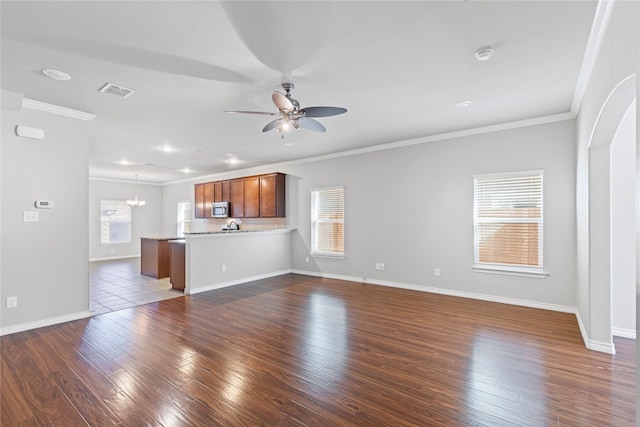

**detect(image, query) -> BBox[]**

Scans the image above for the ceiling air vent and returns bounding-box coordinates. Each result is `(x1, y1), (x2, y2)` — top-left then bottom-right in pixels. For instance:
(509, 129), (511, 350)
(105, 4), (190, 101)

(99, 83), (135, 99)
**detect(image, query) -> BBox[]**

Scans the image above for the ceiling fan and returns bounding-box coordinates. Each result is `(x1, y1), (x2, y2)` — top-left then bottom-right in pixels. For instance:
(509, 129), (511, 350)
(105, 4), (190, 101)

(225, 83), (347, 133)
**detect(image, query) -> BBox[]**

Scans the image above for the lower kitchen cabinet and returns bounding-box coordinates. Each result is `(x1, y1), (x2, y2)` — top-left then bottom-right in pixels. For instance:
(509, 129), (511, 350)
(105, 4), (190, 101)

(169, 240), (185, 291)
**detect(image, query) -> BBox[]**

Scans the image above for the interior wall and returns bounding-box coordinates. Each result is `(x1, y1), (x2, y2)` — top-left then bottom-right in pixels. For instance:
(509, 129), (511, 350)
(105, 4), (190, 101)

(89, 179), (164, 261)
(1, 106), (90, 330)
(611, 101), (636, 337)
(162, 119), (577, 309)
(575, 0), (639, 349)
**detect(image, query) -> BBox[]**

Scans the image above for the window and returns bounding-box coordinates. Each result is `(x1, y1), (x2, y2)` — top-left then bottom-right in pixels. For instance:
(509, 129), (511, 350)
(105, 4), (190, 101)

(311, 186), (344, 258)
(177, 201), (191, 238)
(100, 200), (131, 245)
(473, 171), (544, 276)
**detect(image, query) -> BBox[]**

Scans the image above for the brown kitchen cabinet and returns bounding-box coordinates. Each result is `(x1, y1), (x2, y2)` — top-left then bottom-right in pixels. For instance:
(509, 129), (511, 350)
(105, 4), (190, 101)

(203, 182), (214, 218)
(169, 240), (185, 291)
(260, 173), (286, 217)
(214, 181), (223, 202)
(194, 173), (286, 218)
(194, 183), (205, 218)
(140, 238), (173, 278)
(229, 178), (245, 218)
(244, 176), (260, 218)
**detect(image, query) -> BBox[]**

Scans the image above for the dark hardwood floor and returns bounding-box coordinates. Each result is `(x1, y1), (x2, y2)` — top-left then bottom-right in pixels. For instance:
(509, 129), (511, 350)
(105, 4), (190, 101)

(1, 274), (635, 426)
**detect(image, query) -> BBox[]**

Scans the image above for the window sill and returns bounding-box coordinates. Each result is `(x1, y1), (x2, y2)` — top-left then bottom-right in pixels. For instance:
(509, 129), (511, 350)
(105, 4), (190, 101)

(310, 253), (346, 260)
(472, 264), (548, 279)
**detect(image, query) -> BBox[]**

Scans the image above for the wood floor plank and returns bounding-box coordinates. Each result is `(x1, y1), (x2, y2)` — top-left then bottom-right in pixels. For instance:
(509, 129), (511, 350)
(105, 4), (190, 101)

(1, 273), (635, 426)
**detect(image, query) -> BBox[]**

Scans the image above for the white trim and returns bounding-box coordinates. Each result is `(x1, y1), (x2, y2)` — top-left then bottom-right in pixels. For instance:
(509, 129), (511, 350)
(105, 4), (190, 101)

(575, 310), (617, 354)
(185, 269), (292, 295)
(89, 254), (140, 262)
(571, 0), (616, 113)
(22, 98), (96, 121)
(291, 270), (574, 313)
(0, 311), (91, 336)
(612, 327), (636, 339)
(158, 112), (575, 187)
(472, 265), (549, 279)
(310, 253), (346, 260)
(90, 176), (162, 185)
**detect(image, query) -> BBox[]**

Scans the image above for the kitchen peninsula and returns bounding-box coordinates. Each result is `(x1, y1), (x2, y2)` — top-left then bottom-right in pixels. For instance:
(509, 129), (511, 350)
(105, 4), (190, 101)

(182, 229), (292, 295)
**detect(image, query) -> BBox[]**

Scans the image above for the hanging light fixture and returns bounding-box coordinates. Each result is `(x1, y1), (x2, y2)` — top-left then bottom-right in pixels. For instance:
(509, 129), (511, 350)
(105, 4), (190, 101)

(126, 174), (146, 207)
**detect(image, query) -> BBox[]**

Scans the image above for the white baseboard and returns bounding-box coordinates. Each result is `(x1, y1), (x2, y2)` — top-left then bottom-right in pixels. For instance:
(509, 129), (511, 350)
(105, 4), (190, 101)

(292, 270), (625, 354)
(89, 254), (140, 262)
(0, 311), (92, 336)
(186, 269), (292, 295)
(612, 327), (636, 339)
(291, 269), (576, 313)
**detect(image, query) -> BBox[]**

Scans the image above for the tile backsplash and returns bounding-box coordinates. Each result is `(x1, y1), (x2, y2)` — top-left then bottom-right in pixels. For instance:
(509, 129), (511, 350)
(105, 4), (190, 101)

(192, 217), (288, 233)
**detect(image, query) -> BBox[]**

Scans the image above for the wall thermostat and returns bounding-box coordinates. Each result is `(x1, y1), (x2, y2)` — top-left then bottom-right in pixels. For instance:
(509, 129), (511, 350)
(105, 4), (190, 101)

(34, 200), (53, 209)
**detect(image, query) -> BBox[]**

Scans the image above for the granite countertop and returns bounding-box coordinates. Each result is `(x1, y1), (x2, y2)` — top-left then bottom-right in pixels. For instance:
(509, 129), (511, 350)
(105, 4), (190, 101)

(140, 237), (180, 241)
(184, 229), (294, 236)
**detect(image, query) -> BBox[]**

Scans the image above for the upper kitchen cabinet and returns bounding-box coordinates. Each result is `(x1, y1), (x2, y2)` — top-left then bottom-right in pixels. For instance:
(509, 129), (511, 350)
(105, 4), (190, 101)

(194, 173), (286, 218)
(194, 183), (205, 218)
(229, 179), (245, 218)
(260, 173), (286, 217)
(203, 182), (215, 218)
(244, 176), (260, 218)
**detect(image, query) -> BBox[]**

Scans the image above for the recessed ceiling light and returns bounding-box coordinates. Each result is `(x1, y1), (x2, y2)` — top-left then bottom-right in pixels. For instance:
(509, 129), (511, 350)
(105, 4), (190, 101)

(225, 158), (239, 164)
(42, 69), (71, 81)
(284, 142), (295, 147)
(117, 159), (130, 166)
(456, 100), (473, 109)
(159, 146), (175, 153)
(475, 47), (494, 62)
(193, 148), (211, 153)
(181, 168), (193, 174)
(143, 162), (158, 167)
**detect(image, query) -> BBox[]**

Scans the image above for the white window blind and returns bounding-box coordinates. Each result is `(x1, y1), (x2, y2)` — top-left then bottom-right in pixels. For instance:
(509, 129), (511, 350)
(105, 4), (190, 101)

(100, 200), (132, 245)
(311, 186), (344, 257)
(473, 171), (543, 273)
(177, 201), (191, 238)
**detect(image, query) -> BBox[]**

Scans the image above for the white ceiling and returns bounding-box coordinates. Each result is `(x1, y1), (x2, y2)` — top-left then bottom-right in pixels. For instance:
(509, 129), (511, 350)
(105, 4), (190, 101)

(1, 1), (597, 184)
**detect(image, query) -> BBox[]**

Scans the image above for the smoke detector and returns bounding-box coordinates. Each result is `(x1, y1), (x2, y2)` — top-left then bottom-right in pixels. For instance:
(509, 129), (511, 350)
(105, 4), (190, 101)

(475, 47), (494, 62)
(99, 83), (135, 98)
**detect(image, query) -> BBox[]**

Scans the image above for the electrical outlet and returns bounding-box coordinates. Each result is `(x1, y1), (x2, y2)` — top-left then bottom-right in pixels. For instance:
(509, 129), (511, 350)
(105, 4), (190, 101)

(221, 264), (226, 272)
(375, 263), (380, 270)
(23, 211), (39, 222)
(379, 263), (385, 271)
(6, 296), (17, 308)
(435, 268), (441, 277)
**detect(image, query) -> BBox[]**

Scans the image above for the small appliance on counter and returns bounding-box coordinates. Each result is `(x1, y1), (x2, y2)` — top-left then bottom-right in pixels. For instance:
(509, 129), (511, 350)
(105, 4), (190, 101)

(212, 201), (229, 218)
(221, 220), (240, 231)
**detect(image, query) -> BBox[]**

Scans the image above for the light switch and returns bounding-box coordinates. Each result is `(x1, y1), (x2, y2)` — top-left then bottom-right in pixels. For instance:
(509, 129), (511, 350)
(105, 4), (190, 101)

(23, 211), (39, 222)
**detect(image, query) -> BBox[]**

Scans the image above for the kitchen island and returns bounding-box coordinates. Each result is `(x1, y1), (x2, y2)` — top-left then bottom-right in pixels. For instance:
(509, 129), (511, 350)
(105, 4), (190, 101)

(140, 237), (177, 278)
(183, 229), (293, 295)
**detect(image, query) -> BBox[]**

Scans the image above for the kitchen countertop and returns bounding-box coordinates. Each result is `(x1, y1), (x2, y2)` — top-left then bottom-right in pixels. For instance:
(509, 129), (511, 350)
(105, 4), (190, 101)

(140, 237), (180, 241)
(184, 229), (293, 237)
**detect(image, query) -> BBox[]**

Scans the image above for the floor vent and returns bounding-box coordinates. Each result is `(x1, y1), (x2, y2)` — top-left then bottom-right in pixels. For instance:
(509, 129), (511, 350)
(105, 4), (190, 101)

(99, 83), (135, 99)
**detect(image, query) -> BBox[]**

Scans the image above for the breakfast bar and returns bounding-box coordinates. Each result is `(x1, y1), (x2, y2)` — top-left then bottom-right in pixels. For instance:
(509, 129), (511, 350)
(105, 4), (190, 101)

(183, 229), (292, 295)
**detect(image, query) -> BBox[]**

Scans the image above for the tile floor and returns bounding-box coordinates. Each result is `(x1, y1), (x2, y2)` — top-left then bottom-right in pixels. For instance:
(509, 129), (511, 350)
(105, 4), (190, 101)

(89, 257), (184, 316)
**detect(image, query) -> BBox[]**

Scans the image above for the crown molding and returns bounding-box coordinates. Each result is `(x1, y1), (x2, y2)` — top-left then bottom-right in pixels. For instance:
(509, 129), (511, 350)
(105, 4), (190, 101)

(22, 98), (96, 121)
(570, 0), (616, 113)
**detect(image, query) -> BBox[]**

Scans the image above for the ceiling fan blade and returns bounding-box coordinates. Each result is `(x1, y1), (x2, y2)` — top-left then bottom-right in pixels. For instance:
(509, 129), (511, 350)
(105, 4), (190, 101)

(299, 106), (347, 117)
(298, 117), (326, 132)
(262, 119), (281, 132)
(272, 91), (294, 112)
(224, 110), (276, 115)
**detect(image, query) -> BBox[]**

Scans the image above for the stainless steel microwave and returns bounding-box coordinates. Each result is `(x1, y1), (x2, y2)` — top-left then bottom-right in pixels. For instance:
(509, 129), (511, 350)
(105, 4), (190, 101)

(212, 201), (229, 218)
